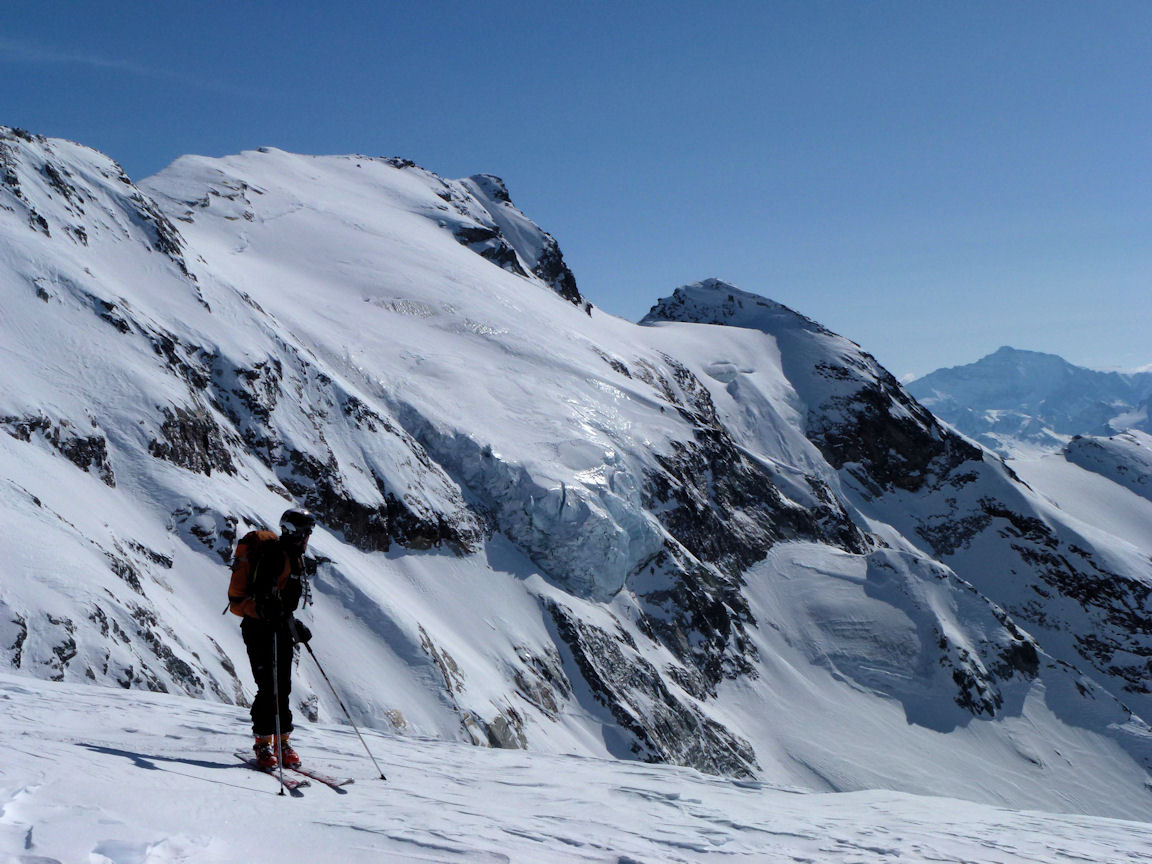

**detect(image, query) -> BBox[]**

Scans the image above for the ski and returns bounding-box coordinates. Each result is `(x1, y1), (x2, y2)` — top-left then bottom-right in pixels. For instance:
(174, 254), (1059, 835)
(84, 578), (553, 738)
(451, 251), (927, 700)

(233, 751), (310, 790)
(287, 764), (355, 791)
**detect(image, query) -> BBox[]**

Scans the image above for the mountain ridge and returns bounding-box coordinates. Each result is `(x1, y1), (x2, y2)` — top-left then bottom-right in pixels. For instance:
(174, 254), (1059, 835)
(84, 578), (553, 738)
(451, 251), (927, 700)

(3, 127), (1152, 819)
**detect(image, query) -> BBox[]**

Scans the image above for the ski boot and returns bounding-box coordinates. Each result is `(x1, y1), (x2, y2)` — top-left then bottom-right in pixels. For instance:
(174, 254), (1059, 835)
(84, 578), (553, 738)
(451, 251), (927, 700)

(278, 733), (301, 768)
(253, 734), (278, 769)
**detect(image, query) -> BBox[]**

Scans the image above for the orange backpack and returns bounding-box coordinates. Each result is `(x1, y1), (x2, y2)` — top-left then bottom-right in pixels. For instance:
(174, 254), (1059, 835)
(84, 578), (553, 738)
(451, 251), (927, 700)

(225, 529), (278, 616)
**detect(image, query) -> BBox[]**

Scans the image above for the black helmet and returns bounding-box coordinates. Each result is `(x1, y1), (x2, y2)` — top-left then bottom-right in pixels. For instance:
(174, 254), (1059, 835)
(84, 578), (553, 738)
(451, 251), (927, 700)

(280, 508), (316, 538)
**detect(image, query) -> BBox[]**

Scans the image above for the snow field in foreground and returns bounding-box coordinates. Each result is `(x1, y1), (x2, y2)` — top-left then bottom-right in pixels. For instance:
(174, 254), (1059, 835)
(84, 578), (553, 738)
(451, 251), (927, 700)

(2, 674), (1150, 864)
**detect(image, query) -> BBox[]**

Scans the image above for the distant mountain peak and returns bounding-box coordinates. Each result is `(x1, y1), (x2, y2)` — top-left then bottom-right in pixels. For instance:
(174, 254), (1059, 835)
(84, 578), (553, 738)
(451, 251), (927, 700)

(992, 345), (1050, 357)
(908, 347), (1152, 456)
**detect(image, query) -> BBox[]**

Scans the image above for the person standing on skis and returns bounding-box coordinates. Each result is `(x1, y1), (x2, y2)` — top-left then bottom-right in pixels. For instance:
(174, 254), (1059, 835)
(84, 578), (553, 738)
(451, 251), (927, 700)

(227, 507), (315, 769)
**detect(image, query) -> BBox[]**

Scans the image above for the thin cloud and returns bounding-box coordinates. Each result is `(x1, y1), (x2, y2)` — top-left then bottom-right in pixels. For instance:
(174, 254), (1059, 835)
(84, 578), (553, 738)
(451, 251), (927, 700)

(0, 36), (239, 93)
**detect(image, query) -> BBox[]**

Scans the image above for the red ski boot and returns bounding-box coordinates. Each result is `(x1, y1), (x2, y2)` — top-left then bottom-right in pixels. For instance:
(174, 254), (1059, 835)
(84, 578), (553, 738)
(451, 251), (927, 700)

(253, 735), (278, 769)
(278, 733), (301, 768)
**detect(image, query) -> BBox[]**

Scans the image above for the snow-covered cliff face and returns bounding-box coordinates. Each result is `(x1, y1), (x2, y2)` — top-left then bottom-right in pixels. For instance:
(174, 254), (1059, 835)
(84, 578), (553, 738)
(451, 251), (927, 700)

(3, 130), (1152, 818)
(644, 281), (1152, 744)
(907, 346), (1152, 457)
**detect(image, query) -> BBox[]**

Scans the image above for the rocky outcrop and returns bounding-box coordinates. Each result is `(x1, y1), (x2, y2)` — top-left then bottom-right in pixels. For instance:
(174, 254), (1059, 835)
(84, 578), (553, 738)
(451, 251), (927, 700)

(149, 404), (238, 476)
(640, 281), (983, 498)
(803, 359), (983, 499)
(621, 352), (867, 688)
(1, 126), (195, 281)
(529, 232), (582, 306)
(1, 413), (116, 486)
(451, 223), (530, 277)
(548, 601), (758, 777)
(170, 505), (237, 563)
(463, 174), (586, 308)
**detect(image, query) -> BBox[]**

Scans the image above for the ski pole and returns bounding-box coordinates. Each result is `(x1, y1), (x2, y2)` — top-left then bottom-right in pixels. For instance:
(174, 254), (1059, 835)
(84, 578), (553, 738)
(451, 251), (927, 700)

(272, 629), (287, 795)
(303, 642), (387, 780)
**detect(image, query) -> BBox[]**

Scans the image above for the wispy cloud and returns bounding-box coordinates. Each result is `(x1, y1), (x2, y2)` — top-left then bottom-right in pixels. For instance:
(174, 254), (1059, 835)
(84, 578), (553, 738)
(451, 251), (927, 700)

(0, 36), (163, 75)
(0, 36), (239, 93)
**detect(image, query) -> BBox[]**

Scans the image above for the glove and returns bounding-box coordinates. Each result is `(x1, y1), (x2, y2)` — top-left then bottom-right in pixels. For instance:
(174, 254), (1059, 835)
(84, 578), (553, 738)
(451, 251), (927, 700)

(288, 616), (312, 645)
(256, 593), (285, 624)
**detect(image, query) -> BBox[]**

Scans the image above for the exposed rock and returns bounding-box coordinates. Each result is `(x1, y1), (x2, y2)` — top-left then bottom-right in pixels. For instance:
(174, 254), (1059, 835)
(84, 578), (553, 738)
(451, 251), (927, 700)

(105, 551), (145, 595)
(130, 604), (210, 697)
(126, 191), (195, 279)
(27, 210), (50, 236)
(1, 413), (116, 486)
(463, 174), (586, 308)
(452, 224), (529, 277)
(170, 505), (238, 563)
(0, 139), (23, 198)
(1064, 432), (1152, 503)
(42, 161), (83, 209)
(512, 645), (570, 717)
(281, 446), (391, 553)
(214, 356), (282, 428)
(530, 233), (582, 306)
(807, 359), (984, 498)
(46, 615), (77, 681)
(634, 548), (758, 689)
(548, 600), (758, 777)
(420, 625), (466, 695)
(479, 708), (529, 749)
(5, 612), (27, 668)
(628, 354), (865, 687)
(149, 404), (238, 476)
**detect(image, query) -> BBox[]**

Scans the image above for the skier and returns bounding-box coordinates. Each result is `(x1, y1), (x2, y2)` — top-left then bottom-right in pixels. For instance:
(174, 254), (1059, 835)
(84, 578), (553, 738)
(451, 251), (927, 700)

(227, 507), (316, 769)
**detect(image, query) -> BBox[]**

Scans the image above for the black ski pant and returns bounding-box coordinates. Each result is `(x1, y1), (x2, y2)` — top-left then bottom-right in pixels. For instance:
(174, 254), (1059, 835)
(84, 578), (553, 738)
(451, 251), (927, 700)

(241, 617), (295, 736)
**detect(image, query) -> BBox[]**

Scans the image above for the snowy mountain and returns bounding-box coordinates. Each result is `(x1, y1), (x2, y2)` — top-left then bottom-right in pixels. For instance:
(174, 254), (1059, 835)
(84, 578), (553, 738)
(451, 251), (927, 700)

(1064, 430), (1152, 503)
(907, 346), (1152, 456)
(3, 126), (1152, 835)
(642, 283), (1152, 748)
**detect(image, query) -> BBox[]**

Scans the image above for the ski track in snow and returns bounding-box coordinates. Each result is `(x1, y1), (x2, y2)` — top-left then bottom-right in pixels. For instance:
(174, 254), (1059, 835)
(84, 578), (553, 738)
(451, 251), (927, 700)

(1, 674), (1150, 864)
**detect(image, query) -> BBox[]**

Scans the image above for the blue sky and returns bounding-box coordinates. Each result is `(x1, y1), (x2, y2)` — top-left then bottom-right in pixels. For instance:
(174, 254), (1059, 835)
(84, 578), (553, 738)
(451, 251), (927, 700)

(3, 1), (1149, 377)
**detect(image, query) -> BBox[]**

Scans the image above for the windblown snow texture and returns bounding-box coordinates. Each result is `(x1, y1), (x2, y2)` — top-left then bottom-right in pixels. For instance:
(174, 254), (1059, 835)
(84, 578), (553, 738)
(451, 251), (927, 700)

(2, 130), (1152, 827)
(9, 674), (1152, 863)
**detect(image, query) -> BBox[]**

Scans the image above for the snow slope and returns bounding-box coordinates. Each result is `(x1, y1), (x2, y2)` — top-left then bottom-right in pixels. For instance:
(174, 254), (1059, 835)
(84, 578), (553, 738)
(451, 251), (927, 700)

(3, 129), (1152, 835)
(5, 673), (1152, 864)
(1008, 441), (1152, 556)
(1063, 430), (1152, 504)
